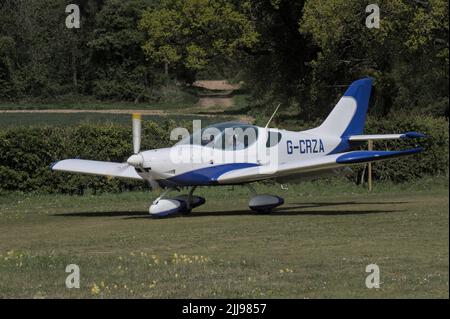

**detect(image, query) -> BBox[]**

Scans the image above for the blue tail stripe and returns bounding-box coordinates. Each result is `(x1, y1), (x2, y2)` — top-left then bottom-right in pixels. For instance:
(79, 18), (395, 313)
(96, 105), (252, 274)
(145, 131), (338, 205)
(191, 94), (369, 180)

(341, 77), (373, 137)
(328, 77), (373, 154)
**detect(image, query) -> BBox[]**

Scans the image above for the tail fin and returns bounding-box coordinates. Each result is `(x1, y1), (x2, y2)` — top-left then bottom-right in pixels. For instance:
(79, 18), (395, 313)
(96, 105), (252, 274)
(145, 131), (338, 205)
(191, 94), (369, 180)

(316, 78), (373, 137)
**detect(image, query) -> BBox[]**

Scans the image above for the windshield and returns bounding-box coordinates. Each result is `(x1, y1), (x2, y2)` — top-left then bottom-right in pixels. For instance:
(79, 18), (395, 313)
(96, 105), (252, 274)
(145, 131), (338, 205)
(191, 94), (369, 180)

(176, 122), (258, 150)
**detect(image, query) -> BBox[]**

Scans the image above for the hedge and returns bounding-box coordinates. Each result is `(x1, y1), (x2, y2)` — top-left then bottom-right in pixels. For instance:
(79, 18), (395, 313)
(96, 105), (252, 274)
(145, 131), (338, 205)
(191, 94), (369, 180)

(361, 115), (449, 183)
(0, 120), (182, 194)
(0, 116), (448, 194)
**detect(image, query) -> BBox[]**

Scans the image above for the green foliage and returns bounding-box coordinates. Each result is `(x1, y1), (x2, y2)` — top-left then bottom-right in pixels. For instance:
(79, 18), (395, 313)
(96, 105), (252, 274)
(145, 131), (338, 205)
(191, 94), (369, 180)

(87, 0), (157, 102)
(0, 120), (182, 194)
(362, 115), (449, 183)
(239, 0), (317, 119)
(300, 0), (449, 117)
(0, 0), (448, 121)
(139, 0), (258, 75)
(0, 36), (17, 99)
(0, 116), (447, 194)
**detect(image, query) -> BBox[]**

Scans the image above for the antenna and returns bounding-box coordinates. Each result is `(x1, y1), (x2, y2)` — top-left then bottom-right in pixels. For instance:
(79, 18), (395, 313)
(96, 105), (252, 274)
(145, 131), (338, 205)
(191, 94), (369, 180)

(265, 103), (281, 128)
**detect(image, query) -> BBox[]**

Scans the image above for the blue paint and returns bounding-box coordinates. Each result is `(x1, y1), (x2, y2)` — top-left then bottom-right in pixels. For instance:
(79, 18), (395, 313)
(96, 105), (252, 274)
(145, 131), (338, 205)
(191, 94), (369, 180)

(336, 148), (423, 164)
(299, 140), (305, 153)
(305, 140), (312, 153)
(288, 139), (325, 155)
(167, 163), (260, 186)
(319, 140), (325, 152)
(287, 140), (293, 154)
(341, 78), (373, 136)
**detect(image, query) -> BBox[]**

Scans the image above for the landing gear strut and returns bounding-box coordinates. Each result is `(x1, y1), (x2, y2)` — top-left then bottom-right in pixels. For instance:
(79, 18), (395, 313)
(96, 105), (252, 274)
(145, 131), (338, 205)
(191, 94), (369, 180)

(174, 186), (201, 215)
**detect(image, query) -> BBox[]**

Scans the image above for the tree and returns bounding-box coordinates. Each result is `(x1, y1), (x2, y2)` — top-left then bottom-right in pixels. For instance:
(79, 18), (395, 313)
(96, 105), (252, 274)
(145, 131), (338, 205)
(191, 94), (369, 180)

(87, 0), (157, 101)
(300, 0), (449, 117)
(237, 0), (318, 121)
(139, 0), (258, 82)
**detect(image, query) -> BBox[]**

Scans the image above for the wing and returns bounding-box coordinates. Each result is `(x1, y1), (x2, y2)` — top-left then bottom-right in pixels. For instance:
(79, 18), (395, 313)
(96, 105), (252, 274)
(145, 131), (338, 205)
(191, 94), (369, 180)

(217, 148), (422, 184)
(51, 159), (143, 180)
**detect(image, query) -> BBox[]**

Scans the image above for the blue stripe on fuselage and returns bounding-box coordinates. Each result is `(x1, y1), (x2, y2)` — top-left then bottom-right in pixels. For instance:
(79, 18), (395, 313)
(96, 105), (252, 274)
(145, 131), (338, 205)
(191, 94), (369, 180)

(164, 163), (260, 186)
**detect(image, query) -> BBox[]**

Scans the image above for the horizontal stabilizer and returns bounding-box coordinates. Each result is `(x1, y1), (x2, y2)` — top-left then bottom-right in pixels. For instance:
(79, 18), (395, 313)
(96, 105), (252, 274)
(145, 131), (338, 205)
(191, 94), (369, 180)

(336, 148), (423, 164)
(348, 131), (426, 141)
(50, 159), (143, 180)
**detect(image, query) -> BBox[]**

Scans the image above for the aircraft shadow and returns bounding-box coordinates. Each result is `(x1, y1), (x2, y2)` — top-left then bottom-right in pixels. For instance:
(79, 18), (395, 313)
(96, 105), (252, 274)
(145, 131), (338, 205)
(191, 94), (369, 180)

(290, 201), (408, 206)
(53, 201), (407, 219)
(125, 206), (403, 220)
(184, 208), (402, 218)
(53, 211), (148, 218)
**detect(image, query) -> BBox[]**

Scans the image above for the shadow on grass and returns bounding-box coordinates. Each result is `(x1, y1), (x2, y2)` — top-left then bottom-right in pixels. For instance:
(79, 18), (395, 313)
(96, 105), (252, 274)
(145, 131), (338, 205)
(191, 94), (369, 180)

(52, 201), (407, 219)
(288, 201), (409, 208)
(184, 208), (403, 218)
(52, 211), (147, 217)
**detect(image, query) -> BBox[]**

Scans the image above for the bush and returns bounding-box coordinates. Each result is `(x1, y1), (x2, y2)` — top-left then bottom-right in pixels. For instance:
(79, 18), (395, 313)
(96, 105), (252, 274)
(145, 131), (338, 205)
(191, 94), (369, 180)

(0, 116), (447, 194)
(0, 120), (181, 194)
(361, 115), (449, 183)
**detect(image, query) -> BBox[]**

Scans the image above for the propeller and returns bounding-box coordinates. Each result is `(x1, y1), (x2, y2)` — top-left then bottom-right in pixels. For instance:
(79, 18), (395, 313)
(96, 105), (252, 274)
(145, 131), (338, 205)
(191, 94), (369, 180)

(127, 113), (144, 167)
(132, 113), (141, 154)
(126, 113), (161, 191)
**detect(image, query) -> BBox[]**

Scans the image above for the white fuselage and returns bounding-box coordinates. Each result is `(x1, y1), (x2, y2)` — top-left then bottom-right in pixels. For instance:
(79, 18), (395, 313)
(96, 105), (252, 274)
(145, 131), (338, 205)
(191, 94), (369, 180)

(135, 126), (345, 187)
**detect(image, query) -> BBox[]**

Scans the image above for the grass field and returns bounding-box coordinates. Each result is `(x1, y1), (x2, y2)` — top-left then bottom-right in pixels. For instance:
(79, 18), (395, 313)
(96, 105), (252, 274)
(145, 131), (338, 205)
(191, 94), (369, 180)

(0, 177), (448, 298)
(0, 113), (237, 128)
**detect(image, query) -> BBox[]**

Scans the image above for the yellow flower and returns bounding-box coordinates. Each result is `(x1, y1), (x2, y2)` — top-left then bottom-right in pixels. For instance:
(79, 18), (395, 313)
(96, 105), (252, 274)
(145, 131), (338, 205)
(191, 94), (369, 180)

(91, 284), (100, 295)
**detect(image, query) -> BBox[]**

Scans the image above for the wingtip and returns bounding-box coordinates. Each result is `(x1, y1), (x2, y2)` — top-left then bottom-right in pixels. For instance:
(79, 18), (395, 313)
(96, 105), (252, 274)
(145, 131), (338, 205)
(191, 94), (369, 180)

(403, 132), (427, 139)
(49, 161), (59, 170)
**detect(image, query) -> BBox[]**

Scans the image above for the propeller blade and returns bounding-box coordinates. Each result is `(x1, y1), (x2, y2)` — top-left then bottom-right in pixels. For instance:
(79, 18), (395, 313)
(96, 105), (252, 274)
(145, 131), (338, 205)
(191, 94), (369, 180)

(132, 113), (142, 154)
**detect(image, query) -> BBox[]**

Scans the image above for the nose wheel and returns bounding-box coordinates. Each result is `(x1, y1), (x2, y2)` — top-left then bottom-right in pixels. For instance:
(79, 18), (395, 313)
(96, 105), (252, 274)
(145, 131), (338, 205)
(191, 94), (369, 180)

(149, 186), (206, 218)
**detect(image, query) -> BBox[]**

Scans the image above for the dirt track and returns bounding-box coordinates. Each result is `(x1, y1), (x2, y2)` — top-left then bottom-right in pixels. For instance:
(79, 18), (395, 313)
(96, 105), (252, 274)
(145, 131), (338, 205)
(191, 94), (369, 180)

(193, 80), (242, 91)
(0, 108), (254, 123)
(0, 80), (252, 121)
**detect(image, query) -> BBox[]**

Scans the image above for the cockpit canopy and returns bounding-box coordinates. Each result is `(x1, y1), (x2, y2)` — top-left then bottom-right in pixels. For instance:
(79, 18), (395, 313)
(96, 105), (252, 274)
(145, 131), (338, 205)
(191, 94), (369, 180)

(176, 122), (259, 150)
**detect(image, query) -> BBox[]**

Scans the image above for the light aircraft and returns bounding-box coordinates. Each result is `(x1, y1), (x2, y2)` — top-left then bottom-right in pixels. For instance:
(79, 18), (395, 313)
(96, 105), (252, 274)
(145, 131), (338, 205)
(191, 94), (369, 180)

(51, 78), (425, 217)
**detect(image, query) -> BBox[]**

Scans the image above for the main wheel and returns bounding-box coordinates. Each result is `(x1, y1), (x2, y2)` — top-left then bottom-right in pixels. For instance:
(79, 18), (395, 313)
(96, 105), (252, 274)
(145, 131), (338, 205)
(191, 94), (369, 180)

(249, 195), (284, 214)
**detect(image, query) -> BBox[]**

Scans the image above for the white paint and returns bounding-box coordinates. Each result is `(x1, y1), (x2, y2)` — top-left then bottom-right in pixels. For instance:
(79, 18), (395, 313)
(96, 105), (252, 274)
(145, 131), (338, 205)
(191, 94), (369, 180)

(149, 199), (180, 215)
